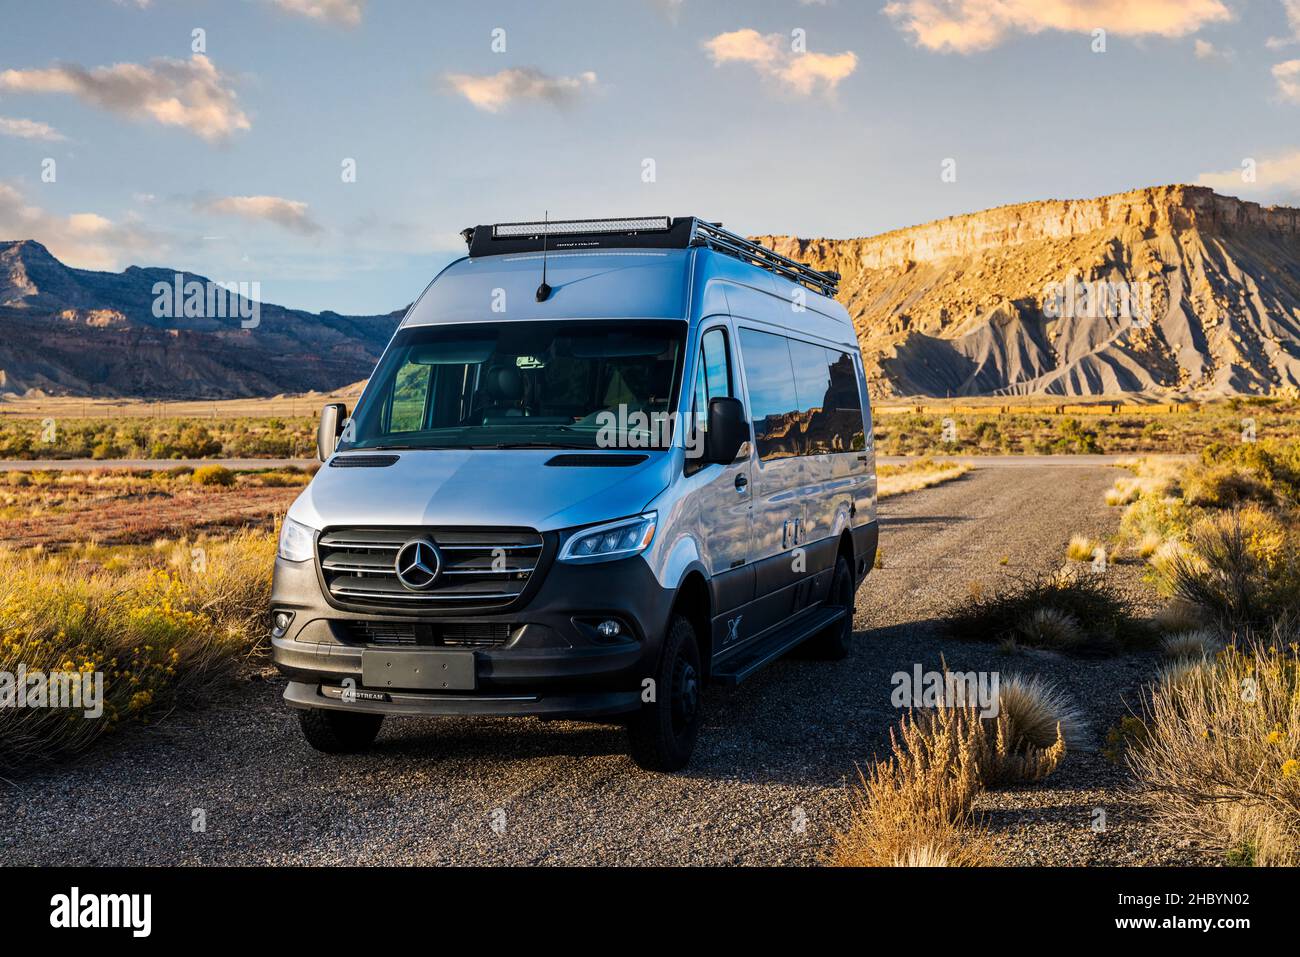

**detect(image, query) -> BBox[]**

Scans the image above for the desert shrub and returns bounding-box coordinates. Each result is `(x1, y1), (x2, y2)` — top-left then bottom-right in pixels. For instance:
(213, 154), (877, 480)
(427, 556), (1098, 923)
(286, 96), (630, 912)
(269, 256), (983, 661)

(1183, 464), (1275, 509)
(1158, 508), (1300, 629)
(192, 464), (236, 487)
(0, 531), (274, 772)
(945, 571), (1150, 655)
(1127, 634), (1300, 866)
(244, 469), (311, 488)
(1200, 439), (1300, 506)
(1117, 492), (1197, 551)
(1052, 417), (1103, 454)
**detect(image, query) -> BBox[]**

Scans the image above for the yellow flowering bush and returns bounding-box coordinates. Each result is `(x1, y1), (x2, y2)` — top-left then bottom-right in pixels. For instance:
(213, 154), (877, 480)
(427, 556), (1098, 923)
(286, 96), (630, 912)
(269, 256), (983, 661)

(0, 530), (274, 771)
(1128, 636), (1300, 866)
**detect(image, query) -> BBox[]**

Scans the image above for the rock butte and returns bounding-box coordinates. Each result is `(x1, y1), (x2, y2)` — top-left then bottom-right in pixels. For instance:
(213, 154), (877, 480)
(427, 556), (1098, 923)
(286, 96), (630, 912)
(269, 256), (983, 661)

(757, 185), (1300, 398)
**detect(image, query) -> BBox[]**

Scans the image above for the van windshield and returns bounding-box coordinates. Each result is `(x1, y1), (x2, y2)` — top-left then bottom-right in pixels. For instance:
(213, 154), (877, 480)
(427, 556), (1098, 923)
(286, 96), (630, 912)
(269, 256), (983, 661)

(338, 320), (687, 452)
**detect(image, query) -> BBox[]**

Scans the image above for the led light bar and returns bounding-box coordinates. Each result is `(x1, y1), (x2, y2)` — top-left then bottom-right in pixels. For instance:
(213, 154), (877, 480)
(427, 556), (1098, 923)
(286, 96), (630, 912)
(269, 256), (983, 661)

(492, 217), (671, 238)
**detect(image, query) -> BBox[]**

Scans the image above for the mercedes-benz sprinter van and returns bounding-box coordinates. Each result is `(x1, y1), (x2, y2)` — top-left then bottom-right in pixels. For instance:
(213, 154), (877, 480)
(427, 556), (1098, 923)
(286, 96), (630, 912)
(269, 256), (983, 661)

(271, 216), (877, 771)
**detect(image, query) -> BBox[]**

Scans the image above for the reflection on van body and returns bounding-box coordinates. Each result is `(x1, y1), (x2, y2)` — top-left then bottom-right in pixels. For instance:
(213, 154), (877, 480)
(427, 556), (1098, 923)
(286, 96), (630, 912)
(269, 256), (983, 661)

(270, 216), (878, 771)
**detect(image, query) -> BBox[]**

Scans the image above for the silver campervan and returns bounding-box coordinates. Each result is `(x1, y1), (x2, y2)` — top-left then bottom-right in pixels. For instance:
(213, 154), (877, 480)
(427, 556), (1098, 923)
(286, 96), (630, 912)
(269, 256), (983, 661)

(270, 216), (878, 771)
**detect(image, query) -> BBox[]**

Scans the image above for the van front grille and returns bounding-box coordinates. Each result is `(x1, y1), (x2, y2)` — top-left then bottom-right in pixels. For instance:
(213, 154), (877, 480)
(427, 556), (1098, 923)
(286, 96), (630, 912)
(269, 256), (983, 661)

(343, 621), (514, 648)
(318, 527), (544, 611)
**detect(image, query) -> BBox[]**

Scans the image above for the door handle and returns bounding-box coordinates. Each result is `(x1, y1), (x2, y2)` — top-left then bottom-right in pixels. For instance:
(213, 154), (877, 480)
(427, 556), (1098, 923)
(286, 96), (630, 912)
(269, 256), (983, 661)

(734, 473), (749, 493)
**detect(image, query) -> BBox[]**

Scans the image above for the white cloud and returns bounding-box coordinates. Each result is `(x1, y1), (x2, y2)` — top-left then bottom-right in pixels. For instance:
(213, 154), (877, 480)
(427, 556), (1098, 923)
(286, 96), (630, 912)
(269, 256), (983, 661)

(1196, 149), (1300, 200)
(196, 195), (323, 235)
(1194, 38), (1233, 60)
(1273, 59), (1300, 102)
(703, 29), (858, 96)
(0, 115), (66, 141)
(268, 0), (365, 27)
(1267, 0), (1300, 48)
(0, 181), (165, 270)
(0, 54), (249, 142)
(883, 0), (1233, 54)
(444, 68), (598, 113)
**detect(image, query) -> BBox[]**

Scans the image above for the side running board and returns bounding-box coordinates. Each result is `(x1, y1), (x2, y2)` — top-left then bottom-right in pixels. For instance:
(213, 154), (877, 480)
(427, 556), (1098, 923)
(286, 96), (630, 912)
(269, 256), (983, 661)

(710, 606), (846, 686)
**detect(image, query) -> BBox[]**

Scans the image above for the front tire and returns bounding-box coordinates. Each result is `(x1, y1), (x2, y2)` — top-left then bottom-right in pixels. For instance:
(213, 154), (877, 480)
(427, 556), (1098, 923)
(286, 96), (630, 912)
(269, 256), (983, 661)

(805, 554), (855, 659)
(297, 708), (384, 754)
(626, 614), (702, 772)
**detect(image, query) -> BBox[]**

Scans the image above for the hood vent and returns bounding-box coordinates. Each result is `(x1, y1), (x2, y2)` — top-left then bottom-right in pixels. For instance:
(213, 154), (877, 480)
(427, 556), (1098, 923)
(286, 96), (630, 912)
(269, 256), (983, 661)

(330, 454), (400, 468)
(545, 453), (648, 468)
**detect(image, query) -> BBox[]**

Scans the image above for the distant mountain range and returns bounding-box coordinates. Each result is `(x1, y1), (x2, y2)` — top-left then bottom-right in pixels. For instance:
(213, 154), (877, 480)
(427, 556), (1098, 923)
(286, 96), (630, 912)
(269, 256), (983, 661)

(6, 184), (1300, 400)
(760, 185), (1300, 398)
(0, 240), (402, 398)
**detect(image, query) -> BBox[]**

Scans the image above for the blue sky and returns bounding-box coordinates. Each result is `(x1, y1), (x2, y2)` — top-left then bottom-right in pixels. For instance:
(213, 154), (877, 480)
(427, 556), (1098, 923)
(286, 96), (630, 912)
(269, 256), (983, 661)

(2, 0), (1299, 314)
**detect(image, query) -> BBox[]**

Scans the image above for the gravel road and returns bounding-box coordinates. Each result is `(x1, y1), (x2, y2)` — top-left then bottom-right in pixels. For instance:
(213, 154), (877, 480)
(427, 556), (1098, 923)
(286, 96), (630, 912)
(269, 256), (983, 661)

(0, 463), (1207, 865)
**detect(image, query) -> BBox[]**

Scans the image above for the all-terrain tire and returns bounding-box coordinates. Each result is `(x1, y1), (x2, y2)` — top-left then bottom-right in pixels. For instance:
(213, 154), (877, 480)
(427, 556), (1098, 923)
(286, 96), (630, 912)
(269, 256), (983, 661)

(297, 708), (384, 754)
(804, 555), (855, 660)
(626, 614), (702, 772)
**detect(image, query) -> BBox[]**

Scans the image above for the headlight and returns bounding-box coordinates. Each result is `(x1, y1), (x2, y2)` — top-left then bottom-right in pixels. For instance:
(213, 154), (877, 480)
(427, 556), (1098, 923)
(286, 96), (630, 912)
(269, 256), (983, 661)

(559, 512), (657, 564)
(277, 517), (316, 562)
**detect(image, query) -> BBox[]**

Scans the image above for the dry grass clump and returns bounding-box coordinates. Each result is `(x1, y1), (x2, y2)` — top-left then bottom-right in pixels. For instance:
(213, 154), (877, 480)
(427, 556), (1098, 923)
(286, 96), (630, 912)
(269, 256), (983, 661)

(829, 706), (1000, 867)
(1159, 628), (1225, 660)
(0, 530), (275, 772)
(1127, 633), (1300, 866)
(1065, 535), (1105, 563)
(831, 673), (1074, 866)
(1015, 607), (1084, 652)
(1152, 597), (1206, 634)
(995, 673), (1086, 752)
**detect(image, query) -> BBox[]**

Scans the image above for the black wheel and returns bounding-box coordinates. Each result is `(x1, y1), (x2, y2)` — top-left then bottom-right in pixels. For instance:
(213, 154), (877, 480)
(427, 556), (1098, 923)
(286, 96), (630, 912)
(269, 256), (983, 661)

(626, 614), (702, 772)
(297, 708), (384, 754)
(805, 555), (855, 659)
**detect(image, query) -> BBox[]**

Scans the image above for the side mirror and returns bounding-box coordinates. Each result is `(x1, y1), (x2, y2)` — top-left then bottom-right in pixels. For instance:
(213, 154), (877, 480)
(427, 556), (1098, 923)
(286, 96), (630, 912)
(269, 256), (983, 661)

(317, 403), (347, 462)
(704, 396), (748, 465)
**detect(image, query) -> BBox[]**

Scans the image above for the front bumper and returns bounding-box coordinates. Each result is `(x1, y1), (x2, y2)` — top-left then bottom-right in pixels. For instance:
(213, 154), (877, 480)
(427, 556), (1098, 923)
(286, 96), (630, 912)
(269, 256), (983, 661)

(270, 551), (674, 718)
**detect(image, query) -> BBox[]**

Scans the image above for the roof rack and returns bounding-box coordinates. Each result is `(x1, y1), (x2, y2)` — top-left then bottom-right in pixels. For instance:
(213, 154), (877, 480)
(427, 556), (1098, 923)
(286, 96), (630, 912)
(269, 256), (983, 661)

(686, 220), (839, 297)
(461, 216), (840, 297)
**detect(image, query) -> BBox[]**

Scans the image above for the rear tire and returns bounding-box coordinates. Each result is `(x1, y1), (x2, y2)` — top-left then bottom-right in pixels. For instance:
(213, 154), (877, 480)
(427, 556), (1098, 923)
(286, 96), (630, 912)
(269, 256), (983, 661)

(626, 614), (702, 772)
(298, 708), (384, 754)
(805, 555), (855, 660)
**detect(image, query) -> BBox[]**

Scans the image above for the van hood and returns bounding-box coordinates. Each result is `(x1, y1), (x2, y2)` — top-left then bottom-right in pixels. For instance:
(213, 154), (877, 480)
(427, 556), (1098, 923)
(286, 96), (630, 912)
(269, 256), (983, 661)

(289, 449), (675, 532)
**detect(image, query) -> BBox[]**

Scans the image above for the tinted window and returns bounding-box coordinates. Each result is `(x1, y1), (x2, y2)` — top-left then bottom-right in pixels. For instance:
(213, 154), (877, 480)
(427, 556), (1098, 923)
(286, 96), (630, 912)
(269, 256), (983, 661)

(739, 329), (800, 461)
(823, 349), (866, 451)
(690, 327), (733, 437)
(788, 338), (833, 454)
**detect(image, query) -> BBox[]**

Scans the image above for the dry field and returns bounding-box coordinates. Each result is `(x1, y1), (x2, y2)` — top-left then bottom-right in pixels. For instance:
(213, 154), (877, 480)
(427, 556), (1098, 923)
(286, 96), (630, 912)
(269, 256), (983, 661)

(0, 466), (307, 549)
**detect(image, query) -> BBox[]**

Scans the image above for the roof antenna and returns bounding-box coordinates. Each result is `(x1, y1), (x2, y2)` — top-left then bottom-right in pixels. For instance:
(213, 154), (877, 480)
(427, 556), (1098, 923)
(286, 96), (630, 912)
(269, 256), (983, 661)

(536, 210), (552, 302)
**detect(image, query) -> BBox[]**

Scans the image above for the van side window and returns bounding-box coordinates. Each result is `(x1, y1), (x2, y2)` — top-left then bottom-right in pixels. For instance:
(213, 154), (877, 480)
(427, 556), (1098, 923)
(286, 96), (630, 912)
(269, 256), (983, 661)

(691, 327), (733, 436)
(824, 349), (866, 451)
(738, 328), (800, 461)
(787, 338), (833, 455)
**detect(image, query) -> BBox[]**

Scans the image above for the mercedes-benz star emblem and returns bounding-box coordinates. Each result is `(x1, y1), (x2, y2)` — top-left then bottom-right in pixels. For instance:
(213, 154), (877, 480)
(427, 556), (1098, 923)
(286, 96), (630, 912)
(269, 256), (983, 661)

(394, 538), (442, 590)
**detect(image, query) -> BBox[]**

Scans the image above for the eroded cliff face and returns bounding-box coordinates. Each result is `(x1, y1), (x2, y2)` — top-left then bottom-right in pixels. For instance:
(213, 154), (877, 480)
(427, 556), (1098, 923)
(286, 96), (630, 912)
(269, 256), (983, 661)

(757, 185), (1300, 398)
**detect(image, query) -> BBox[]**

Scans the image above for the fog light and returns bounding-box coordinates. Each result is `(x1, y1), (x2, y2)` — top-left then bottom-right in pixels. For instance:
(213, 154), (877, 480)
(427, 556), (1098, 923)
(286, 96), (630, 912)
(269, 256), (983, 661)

(272, 610), (294, 636)
(596, 619), (621, 638)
